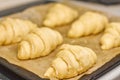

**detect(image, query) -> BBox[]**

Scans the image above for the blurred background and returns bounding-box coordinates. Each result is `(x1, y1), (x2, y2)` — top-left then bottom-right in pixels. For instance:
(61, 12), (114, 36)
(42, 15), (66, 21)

(0, 0), (119, 80)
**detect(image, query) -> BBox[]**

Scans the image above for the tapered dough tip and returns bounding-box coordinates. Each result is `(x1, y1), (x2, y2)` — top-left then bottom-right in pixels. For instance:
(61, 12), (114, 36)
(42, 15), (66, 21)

(17, 41), (30, 60)
(43, 20), (51, 27)
(101, 45), (109, 50)
(17, 47), (28, 60)
(68, 31), (75, 38)
(68, 30), (82, 38)
(18, 45), (24, 59)
(101, 40), (113, 50)
(44, 67), (54, 78)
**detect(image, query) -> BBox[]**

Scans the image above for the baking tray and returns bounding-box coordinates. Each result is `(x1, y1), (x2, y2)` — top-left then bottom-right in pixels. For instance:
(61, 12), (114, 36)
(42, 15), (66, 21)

(0, 1), (120, 80)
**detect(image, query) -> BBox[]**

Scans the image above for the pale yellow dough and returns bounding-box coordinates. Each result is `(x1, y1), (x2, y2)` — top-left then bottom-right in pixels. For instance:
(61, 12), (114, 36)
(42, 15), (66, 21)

(44, 44), (97, 79)
(43, 3), (78, 27)
(18, 27), (63, 60)
(100, 22), (120, 49)
(0, 18), (37, 45)
(68, 11), (108, 38)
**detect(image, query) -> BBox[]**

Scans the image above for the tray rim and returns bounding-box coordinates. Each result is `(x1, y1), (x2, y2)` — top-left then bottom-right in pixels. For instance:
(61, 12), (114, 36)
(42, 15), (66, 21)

(0, 1), (119, 80)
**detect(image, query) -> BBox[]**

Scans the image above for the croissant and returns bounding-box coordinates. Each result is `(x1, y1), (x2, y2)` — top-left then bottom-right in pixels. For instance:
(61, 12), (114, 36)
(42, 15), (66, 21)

(100, 22), (120, 49)
(68, 11), (108, 38)
(0, 18), (37, 45)
(43, 3), (78, 27)
(18, 27), (63, 59)
(44, 44), (97, 79)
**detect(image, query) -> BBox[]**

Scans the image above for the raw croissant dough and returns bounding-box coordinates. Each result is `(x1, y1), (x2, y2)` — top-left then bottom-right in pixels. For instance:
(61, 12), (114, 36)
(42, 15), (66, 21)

(100, 22), (120, 49)
(0, 18), (37, 45)
(18, 27), (63, 59)
(43, 3), (78, 27)
(44, 44), (97, 79)
(68, 11), (108, 38)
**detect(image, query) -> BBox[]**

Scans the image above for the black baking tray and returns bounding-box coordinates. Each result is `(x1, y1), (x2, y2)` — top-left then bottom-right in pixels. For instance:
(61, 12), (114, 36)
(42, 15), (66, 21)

(0, 1), (120, 80)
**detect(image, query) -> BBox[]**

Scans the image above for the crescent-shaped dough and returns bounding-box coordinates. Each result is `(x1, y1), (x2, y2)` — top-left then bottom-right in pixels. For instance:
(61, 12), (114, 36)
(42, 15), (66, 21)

(43, 3), (78, 27)
(68, 11), (108, 38)
(18, 27), (63, 60)
(100, 22), (120, 49)
(0, 18), (37, 45)
(44, 44), (97, 79)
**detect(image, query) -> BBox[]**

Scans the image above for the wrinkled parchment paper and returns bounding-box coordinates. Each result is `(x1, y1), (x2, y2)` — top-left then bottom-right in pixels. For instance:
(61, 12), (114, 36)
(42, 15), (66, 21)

(0, 3), (120, 80)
